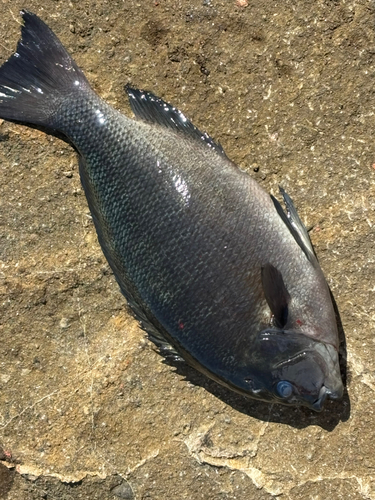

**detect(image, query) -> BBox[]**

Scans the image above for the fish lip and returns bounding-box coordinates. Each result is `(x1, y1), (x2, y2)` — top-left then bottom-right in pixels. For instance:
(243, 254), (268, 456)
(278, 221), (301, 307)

(310, 382), (343, 411)
(327, 388), (343, 400)
(311, 386), (328, 411)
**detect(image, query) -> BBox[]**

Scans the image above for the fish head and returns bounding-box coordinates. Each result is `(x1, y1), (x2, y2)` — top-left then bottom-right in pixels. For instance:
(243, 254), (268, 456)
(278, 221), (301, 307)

(240, 329), (343, 411)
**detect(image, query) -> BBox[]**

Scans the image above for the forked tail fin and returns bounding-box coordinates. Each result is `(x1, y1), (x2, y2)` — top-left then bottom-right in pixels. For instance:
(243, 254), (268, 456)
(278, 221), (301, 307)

(0, 10), (91, 128)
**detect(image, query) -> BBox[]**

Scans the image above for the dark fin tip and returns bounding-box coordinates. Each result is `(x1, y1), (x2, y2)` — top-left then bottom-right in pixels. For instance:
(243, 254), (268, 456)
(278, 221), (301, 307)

(125, 85), (227, 157)
(261, 263), (291, 328)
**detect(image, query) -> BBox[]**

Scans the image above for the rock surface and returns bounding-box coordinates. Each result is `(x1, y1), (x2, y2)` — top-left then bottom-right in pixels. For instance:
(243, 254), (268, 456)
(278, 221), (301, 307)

(0, 0), (373, 498)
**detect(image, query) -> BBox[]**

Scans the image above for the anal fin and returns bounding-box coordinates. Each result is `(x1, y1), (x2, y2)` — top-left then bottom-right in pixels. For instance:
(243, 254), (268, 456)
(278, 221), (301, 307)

(271, 187), (317, 265)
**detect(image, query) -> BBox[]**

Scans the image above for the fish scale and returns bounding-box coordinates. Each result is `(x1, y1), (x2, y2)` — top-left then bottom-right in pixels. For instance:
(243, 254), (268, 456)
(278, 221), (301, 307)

(0, 10), (343, 410)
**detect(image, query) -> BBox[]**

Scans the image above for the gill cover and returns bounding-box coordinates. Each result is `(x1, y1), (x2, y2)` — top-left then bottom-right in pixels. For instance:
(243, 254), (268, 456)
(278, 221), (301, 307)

(241, 329), (343, 411)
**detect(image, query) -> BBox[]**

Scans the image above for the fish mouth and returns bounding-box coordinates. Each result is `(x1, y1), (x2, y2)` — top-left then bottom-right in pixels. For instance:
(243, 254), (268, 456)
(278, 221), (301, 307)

(312, 386), (328, 411)
(311, 383), (343, 411)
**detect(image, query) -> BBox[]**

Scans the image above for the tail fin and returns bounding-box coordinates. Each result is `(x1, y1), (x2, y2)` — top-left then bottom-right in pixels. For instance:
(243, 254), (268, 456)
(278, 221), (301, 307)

(0, 10), (91, 127)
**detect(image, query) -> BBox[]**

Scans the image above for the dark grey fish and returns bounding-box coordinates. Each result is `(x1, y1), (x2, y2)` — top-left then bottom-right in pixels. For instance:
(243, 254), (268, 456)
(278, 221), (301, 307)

(0, 11), (343, 411)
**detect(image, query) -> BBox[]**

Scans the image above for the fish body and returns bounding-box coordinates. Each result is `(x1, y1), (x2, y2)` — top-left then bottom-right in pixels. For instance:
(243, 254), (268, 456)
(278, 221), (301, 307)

(0, 11), (343, 410)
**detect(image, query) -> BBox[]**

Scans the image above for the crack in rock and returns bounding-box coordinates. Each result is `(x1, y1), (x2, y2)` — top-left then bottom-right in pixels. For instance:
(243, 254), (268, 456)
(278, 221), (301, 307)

(183, 425), (375, 498)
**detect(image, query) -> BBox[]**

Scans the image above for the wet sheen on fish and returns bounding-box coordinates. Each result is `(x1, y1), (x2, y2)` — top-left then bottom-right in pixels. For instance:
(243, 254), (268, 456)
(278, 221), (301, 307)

(0, 11), (344, 411)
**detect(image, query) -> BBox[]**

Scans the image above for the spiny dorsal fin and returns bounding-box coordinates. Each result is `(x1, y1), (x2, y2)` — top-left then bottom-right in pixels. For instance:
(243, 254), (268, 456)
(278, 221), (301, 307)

(126, 86), (227, 157)
(271, 187), (317, 266)
(261, 263), (291, 328)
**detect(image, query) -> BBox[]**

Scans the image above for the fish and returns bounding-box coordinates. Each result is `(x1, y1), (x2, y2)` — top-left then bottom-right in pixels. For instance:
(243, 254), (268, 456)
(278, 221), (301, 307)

(0, 11), (343, 411)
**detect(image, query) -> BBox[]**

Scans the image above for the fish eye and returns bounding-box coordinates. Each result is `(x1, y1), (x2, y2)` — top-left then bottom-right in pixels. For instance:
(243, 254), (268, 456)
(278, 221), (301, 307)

(276, 380), (293, 399)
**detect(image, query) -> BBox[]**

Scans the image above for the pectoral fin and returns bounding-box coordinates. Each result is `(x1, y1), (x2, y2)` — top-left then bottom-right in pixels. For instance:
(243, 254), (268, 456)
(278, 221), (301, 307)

(261, 263), (291, 328)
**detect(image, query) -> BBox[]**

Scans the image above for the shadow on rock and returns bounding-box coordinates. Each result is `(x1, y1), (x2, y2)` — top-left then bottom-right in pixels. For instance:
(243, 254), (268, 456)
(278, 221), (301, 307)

(164, 359), (349, 431)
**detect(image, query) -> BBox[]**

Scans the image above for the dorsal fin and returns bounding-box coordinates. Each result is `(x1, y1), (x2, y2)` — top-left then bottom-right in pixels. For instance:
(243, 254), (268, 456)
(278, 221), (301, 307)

(261, 263), (291, 328)
(271, 187), (317, 266)
(126, 86), (227, 157)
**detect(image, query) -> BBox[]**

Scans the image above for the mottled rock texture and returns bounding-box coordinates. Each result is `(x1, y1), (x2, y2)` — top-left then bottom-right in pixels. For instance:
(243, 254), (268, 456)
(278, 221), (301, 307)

(0, 0), (373, 498)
